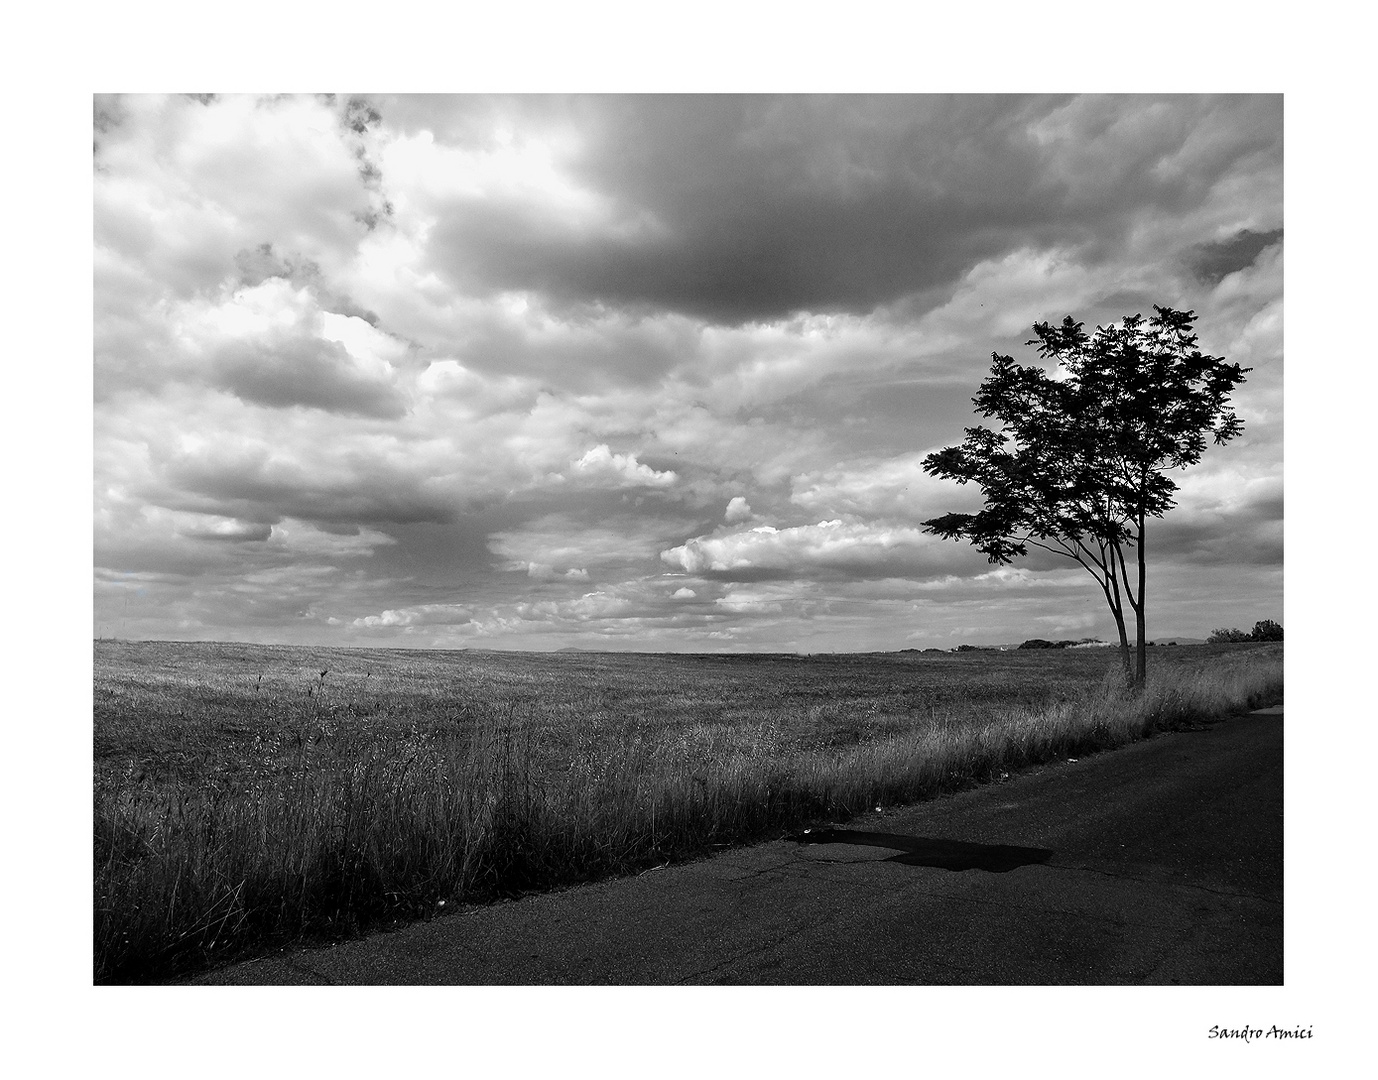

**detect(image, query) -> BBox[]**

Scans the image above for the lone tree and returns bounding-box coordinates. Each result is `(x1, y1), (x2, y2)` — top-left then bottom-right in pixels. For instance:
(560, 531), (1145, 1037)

(922, 306), (1250, 688)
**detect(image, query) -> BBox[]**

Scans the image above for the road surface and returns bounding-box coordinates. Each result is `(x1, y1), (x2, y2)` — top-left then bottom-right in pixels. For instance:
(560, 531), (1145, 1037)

(190, 707), (1282, 985)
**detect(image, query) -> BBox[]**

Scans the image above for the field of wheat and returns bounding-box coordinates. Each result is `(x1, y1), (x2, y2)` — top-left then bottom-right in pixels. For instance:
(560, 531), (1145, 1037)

(93, 640), (1283, 983)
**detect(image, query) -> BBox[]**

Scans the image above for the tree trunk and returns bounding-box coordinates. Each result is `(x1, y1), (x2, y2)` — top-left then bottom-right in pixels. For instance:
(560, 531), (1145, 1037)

(1113, 609), (1132, 686)
(1134, 515), (1148, 688)
(1106, 541), (1133, 687)
(1134, 605), (1147, 688)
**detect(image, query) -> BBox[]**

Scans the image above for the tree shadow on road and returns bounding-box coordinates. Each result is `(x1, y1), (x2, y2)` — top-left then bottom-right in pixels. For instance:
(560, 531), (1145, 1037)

(789, 828), (1053, 873)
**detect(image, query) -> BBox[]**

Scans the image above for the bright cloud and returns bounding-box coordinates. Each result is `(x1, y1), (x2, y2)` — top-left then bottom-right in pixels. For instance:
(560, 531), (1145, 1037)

(725, 496), (752, 523)
(568, 444), (678, 488)
(661, 519), (962, 580)
(790, 453), (982, 522)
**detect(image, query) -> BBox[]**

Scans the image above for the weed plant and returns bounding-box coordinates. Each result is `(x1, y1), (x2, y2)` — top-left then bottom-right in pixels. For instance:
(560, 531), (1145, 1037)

(93, 641), (1282, 983)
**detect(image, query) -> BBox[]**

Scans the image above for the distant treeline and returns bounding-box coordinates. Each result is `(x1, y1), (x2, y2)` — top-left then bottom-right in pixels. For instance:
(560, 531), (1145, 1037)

(1207, 620), (1283, 644)
(921, 631), (1282, 652)
(902, 640), (1109, 653)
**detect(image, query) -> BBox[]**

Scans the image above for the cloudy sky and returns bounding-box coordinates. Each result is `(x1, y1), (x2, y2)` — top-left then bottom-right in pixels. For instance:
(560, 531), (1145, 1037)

(93, 94), (1282, 652)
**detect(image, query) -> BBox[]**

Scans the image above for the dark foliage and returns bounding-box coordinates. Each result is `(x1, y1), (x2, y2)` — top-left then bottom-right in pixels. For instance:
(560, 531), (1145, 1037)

(922, 307), (1249, 687)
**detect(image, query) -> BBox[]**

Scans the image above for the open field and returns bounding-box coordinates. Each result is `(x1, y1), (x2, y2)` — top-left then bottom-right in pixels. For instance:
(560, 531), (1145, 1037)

(94, 640), (1282, 984)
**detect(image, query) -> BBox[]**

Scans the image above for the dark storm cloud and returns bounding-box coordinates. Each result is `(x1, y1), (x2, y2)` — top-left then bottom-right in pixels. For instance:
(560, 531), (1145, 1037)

(1188, 228), (1284, 284)
(1153, 489), (1284, 567)
(417, 94), (1282, 324)
(210, 336), (406, 418)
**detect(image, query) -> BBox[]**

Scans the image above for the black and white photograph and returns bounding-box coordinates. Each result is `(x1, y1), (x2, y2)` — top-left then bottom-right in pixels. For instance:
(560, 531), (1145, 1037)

(92, 88), (1286, 984)
(41, 6), (1365, 1071)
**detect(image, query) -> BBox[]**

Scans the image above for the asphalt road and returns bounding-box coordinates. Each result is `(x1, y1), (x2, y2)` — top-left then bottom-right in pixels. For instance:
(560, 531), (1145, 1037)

(191, 707), (1282, 985)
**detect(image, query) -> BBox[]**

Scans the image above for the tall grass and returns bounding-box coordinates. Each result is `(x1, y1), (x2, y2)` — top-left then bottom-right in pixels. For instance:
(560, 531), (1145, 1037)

(94, 644), (1281, 983)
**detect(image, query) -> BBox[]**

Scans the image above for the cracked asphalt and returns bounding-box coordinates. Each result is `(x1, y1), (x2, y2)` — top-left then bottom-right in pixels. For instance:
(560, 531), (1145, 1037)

(189, 706), (1282, 985)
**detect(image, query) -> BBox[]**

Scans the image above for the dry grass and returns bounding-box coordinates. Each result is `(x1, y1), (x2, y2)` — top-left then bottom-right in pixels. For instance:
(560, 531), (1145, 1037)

(93, 641), (1282, 983)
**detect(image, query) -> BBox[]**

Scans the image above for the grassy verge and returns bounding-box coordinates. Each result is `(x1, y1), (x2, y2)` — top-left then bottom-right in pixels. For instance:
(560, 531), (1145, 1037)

(94, 643), (1281, 983)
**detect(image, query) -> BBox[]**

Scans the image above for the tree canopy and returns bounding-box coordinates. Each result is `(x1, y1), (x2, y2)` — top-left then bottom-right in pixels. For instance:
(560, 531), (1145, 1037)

(922, 306), (1250, 686)
(1209, 620), (1283, 644)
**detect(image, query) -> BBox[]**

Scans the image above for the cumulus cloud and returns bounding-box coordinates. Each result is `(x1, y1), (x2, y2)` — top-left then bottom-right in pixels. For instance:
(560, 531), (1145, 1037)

(233, 243), (381, 323)
(150, 431), (461, 527)
(724, 496), (752, 523)
(568, 444), (677, 488)
(94, 95), (380, 299)
(352, 603), (473, 630)
(1149, 470), (1283, 566)
(661, 519), (964, 580)
(487, 512), (696, 573)
(790, 453), (983, 522)
(210, 335), (406, 418)
(523, 562), (590, 581)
